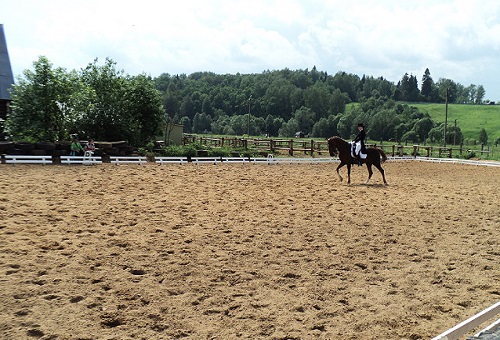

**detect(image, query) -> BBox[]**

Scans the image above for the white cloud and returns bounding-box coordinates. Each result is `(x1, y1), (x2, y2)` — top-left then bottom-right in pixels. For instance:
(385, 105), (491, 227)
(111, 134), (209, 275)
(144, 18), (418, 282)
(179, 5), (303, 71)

(2, 0), (500, 99)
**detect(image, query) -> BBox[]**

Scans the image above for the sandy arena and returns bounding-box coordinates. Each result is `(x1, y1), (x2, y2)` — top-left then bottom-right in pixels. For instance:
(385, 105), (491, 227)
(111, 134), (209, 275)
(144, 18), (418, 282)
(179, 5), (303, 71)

(0, 161), (499, 340)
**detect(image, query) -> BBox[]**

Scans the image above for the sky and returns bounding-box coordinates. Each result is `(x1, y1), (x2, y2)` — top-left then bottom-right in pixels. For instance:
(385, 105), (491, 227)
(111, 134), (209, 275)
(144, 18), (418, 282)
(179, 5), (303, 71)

(2, 0), (500, 100)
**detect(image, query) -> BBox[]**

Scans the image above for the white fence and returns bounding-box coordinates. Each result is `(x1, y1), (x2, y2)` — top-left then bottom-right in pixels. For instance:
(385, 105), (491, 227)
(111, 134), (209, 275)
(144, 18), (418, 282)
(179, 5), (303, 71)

(155, 156), (188, 164)
(431, 301), (500, 340)
(110, 156), (147, 165)
(2, 155), (500, 167)
(61, 155), (102, 165)
(4, 155), (52, 165)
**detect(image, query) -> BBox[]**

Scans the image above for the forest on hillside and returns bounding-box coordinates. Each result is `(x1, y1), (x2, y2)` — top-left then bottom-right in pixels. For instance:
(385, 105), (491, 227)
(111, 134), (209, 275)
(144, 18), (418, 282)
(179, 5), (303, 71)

(4, 57), (488, 145)
(154, 67), (483, 142)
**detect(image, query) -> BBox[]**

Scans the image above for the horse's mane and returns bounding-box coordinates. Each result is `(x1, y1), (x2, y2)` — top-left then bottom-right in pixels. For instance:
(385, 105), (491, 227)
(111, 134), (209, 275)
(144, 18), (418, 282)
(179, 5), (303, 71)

(328, 136), (349, 145)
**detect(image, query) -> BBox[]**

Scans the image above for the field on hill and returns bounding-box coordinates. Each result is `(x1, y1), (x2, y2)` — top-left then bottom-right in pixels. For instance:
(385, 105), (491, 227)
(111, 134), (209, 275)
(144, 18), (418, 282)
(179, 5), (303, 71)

(411, 103), (500, 143)
(1, 162), (499, 339)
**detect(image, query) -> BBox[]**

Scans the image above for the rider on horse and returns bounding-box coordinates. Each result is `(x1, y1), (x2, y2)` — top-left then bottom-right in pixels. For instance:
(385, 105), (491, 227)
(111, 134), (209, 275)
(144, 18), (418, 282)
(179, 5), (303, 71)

(353, 123), (366, 166)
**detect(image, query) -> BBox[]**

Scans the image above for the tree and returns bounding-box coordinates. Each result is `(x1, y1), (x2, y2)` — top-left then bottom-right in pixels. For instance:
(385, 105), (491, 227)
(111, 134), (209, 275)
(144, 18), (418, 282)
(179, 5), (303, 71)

(427, 123), (463, 145)
(399, 73), (420, 102)
(436, 78), (458, 103)
(179, 116), (192, 133)
(303, 82), (330, 119)
(78, 58), (129, 142)
(478, 128), (488, 145)
(475, 85), (485, 104)
(311, 114), (340, 138)
(421, 68), (434, 102)
(265, 114), (284, 137)
(413, 117), (434, 142)
(278, 118), (300, 137)
(192, 112), (212, 133)
(6, 56), (79, 142)
(124, 74), (164, 145)
(401, 130), (418, 143)
(292, 106), (316, 134)
(78, 58), (163, 144)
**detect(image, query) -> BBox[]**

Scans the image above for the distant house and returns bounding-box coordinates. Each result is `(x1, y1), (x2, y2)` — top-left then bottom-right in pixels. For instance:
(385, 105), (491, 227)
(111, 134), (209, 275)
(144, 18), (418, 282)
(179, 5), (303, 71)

(0, 24), (15, 139)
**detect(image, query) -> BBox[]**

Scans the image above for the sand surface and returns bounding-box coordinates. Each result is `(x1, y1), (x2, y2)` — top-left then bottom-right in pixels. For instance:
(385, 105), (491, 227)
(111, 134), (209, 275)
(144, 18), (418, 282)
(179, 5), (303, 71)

(0, 161), (499, 340)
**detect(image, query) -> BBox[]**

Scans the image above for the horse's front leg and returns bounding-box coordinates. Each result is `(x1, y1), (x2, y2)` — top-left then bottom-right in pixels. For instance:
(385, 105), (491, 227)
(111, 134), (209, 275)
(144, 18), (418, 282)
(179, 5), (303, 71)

(336, 163), (345, 182)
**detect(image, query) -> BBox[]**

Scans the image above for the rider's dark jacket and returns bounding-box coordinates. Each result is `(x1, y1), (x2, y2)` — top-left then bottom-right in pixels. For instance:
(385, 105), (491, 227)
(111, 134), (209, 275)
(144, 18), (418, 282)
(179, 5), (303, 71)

(353, 129), (366, 153)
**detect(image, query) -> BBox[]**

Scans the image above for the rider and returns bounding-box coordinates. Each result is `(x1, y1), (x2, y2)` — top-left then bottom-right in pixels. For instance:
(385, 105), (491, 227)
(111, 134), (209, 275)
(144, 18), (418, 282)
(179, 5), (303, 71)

(353, 123), (366, 166)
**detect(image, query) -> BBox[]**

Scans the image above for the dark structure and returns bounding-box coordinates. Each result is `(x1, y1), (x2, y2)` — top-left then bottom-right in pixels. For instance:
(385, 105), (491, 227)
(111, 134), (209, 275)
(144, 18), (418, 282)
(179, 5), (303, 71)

(0, 24), (15, 139)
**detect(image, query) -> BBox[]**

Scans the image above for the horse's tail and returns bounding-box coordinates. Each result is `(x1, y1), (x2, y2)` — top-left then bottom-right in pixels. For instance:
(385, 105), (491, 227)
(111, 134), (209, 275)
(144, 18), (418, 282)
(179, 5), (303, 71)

(378, 148), (387, 163)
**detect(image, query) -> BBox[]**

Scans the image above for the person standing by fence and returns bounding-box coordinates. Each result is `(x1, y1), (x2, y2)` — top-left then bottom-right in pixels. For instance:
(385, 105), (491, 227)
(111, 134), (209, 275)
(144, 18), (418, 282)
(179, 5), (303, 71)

(70, 137), (84, 156)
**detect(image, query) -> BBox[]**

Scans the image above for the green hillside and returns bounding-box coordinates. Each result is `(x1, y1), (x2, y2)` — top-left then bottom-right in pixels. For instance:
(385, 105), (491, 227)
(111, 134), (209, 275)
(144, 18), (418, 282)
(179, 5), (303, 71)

(411, 103), (500, 143)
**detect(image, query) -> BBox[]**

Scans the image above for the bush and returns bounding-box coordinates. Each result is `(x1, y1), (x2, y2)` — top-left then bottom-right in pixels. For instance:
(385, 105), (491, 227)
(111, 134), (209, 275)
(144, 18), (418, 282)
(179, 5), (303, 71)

(466, 151), (476, 159)
(143, 141), (262, 158)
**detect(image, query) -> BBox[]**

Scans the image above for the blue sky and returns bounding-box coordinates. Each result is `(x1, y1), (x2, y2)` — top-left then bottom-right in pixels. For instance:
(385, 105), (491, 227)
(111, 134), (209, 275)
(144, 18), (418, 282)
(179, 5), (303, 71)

(2, 0), (499, 100)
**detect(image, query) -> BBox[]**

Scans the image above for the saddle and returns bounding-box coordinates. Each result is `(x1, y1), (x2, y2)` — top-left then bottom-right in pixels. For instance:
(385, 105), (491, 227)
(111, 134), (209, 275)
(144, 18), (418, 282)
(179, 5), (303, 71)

(350, 142), (367, 159)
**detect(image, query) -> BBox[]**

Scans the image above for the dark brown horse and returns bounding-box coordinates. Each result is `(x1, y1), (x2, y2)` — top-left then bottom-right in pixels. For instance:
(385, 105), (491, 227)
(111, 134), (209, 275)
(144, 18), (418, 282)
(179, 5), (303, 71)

(327, 136), (388, 185)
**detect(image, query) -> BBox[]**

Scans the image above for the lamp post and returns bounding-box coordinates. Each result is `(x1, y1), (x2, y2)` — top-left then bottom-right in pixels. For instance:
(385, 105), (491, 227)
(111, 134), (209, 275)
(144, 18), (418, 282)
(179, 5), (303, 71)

(247, 95), (252, 136)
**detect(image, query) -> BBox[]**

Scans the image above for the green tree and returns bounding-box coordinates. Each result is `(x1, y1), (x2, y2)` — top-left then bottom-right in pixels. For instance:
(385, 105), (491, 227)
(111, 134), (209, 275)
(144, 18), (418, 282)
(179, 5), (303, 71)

(399, 73), (420, 102)
(6, 56), (78, 141)
(436, 78), (458, 103)
(329, 71), (360, 102)
(303, 82), (330, 119)
(278, 118), (300, 137)
(311, 114), (340, 138)
(421, 68), (434, 102)
(478, 128), (488, 145)
(78, 58), (129, 141)
(427, 123), (463, 145)
(413, 116), (434, 142)
(179, 116), (192, 133)
(265, 114), (284, 137)
(124, 74), (164, 145)
(292, 106), (316, 134)
(475, 85), (485, 104)
(192, 112), (213, 133)
(401, 130), (418, 143)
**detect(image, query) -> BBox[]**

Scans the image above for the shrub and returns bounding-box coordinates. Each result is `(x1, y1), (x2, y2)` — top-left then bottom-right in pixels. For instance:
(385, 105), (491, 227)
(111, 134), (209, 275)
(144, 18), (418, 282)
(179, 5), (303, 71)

(466, 151), (476, 159)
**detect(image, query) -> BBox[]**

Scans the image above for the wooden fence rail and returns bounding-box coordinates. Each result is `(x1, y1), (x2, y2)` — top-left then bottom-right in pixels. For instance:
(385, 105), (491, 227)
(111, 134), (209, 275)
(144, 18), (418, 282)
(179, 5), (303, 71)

(183, 135), (493, 158)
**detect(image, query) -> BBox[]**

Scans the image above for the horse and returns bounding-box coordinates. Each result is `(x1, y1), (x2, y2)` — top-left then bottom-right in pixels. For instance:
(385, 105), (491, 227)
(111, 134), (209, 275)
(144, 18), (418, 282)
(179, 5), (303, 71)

(327, 136), (388, 185)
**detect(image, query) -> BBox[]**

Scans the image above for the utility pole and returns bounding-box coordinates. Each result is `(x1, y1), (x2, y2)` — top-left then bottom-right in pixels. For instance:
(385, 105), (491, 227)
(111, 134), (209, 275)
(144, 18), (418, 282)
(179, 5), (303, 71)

(454, 119), (457, 146)
(247, 95), (252, 136)
(443, 88), (449, 147)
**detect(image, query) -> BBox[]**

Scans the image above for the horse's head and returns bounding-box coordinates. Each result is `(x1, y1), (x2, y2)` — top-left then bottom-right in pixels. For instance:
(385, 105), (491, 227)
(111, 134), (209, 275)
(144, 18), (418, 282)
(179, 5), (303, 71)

(327, 137), (338, 157)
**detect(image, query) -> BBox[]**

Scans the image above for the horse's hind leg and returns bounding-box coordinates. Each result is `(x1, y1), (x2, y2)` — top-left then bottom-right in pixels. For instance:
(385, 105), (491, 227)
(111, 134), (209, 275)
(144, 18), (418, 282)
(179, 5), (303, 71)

(366, 164), (374, 184)
(374, 163), (388, 185)
(347, 164), (352, 185)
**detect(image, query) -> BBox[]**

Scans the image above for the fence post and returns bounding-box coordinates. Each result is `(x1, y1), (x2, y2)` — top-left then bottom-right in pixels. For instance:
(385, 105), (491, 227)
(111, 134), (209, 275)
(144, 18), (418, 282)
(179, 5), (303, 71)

(289, 139), (293, 156)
